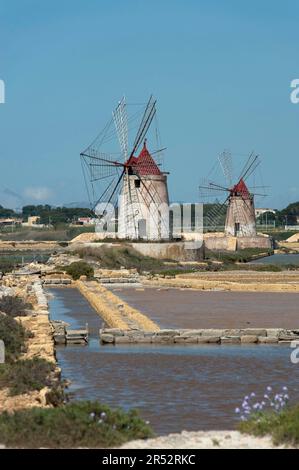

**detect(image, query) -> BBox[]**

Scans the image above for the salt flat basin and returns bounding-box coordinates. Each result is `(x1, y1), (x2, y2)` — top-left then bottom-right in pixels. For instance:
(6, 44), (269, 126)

(109, 287), (299, 329)
(48, 288), (299, 435)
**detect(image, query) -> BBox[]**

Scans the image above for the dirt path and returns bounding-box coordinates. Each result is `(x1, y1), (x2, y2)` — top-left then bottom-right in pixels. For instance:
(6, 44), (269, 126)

(120, 430), (292, 449)
(144, 270), (299, 292)
(76, 280), (159, 331)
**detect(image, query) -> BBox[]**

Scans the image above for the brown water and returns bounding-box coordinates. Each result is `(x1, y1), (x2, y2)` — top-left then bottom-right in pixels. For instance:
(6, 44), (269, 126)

(48, 288), (299, 435)
(109, 287), (299, 329)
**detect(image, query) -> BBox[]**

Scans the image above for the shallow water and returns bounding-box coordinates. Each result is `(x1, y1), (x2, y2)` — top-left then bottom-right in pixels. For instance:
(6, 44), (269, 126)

(251, 253), (299, 265)
(109, 287), (299, 329)
(48, 288), (299, 435)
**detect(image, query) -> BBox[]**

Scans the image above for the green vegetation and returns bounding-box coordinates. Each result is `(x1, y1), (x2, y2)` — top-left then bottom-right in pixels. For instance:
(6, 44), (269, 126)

(0, 358), (56, 396)
(205, 248), (273, 263)
(0, 225), (95, 242)
(267, 230), (298, 242)
(22, 205), (94, 225)
(0, 314), (29, 362)
(0, 401), (153, 448)
(0, 257), (15, 273)
(64, 261), (94, 280)
(239, 405), (299, 446)
(0, 296), (32, 318)
(0, 205), (16, 218)
(75, 245), (164, 272)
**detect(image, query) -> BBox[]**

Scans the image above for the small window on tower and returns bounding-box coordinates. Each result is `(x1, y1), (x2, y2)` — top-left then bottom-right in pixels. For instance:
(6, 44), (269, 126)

(135, 179), (141, 188)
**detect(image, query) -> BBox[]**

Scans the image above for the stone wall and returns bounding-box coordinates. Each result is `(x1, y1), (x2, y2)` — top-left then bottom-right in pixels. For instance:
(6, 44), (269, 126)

(130, 241), (204, 261)
(203, 234), (272, 251)
(100, 327), (299, 345)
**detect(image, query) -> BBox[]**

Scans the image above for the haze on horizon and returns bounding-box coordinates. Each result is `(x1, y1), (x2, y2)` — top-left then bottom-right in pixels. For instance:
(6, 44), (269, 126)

(0, 0), (299, 211)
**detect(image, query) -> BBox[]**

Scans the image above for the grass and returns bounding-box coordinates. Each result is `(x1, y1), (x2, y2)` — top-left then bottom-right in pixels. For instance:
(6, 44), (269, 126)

(0, 314), (30, 362)
(0, 296), (32, 318)
(239, 405), (299, 446)
(74, 244), (164, 272)
(0, 358), (57, 396)
(267, 230), (298, 241)
(205, 247), (273, 263)
(0, 225), (94, 241)
(0, 401), (153, 448)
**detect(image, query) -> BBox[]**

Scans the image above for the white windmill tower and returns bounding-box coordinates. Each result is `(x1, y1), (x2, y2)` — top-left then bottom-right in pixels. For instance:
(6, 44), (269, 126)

(80, 96), (170, 240)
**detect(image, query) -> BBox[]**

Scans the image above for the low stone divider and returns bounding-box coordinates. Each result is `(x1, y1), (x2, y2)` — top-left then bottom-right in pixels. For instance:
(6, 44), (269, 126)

(42, 279), (72, 285)
(100, 327), (299, 345)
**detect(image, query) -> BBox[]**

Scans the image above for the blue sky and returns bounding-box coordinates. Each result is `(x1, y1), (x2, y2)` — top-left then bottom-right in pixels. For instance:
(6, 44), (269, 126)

(0, 0), (299, 210)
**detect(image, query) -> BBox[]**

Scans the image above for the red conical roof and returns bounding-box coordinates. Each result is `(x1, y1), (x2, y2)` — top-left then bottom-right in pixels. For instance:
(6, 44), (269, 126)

(230, 178), (250, 198)
(126, 141), (161, 176)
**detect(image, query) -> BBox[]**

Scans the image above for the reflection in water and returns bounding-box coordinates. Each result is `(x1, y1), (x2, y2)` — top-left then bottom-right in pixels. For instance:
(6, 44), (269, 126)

(47, 288), (299, 435)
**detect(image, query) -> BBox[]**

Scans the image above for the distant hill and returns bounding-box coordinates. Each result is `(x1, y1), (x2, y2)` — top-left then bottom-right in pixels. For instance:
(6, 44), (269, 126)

(62, 201), (91, 209)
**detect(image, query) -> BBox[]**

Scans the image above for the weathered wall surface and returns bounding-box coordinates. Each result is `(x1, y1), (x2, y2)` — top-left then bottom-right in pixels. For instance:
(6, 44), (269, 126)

(203, 234), (272, 251)
(118, 174), (169, 240)
(237, 236), (273, 250)
(131, 241), (204, 261)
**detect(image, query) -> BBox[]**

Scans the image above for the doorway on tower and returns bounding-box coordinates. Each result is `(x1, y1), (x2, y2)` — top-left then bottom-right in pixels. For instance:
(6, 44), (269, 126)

(234, 223), (240, 236)
(138, 219), (147, 239)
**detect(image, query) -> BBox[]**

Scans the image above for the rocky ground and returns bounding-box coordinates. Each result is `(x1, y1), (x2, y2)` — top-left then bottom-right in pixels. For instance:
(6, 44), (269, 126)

(120, 430), (293, 449)
(0, 273), (57, 412)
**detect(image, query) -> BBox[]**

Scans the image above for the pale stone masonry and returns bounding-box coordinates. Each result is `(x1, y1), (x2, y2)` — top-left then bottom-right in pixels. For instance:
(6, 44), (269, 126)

(100, 327), (299, 345)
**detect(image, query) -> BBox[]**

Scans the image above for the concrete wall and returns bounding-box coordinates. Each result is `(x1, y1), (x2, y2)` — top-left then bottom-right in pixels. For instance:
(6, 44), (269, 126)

(203, 234), (272, 251)
(130, 241), (204, 261)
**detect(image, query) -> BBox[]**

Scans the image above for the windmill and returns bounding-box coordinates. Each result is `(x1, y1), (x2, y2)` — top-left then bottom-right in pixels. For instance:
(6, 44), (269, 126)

(80, 96), (170, 240)
(199, 151), (267, 237)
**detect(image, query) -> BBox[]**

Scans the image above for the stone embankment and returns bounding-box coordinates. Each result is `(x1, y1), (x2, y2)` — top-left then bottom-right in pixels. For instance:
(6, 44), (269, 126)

(76, 280), (159, 332)
(0, 275), (57, 412)
(100, 327), (299, 345)
(0, 240), (62, 252)
(144, 270), (299, 292)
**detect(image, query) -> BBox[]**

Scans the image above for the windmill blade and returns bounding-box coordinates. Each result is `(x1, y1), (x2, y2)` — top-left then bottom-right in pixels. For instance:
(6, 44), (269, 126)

(204, 196), (229, 232)
(243, 156), (260, 181)
(199, 185), (228, 193)
(94, 168), (125, 213)
(250, 192), (267, 197)
(218, 150), (233, 187)
(80, 152), (124, 184)
(238, 151), (255, 180)
(112, 97), (128, 160)
(130, 95), (156, 156)
(239, 152), (260, 181)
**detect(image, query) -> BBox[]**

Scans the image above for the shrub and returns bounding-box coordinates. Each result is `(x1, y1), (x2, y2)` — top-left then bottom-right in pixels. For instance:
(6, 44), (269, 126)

(0, 401), (153, 448)
(0, 296), (32, 318)
(239, 404), (299, 446)
(0, 358), (56, 396)
(0, 314), (29, 362)
(74, 245), (164, 272)
(64, 261), (94, 280)
(236, 385), (299, 446)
